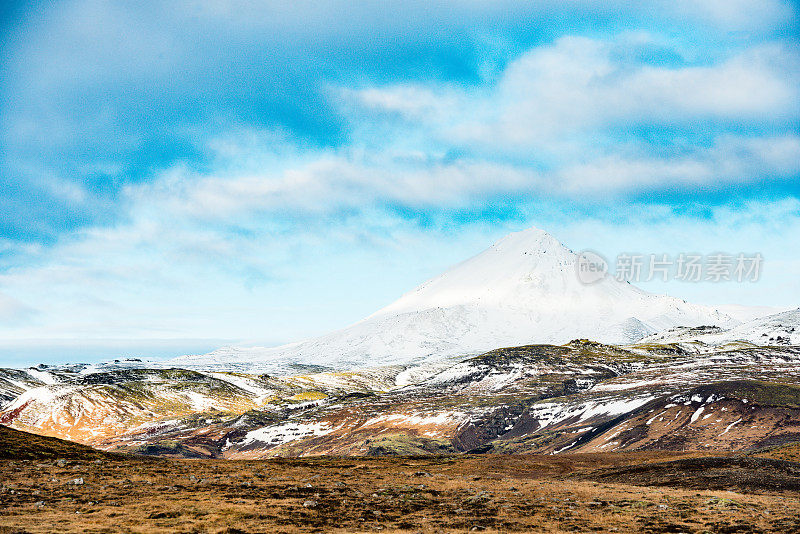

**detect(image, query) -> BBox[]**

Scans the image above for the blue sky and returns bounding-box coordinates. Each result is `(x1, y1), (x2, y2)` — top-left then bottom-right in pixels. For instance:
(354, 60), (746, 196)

(0, 1), (799, 366)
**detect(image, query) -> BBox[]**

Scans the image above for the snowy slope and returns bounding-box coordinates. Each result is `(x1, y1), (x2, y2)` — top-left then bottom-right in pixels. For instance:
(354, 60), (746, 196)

(721, 307), (800, 345)
(641, 308), (800, 347)
(713, 304), (792, 323)
(174, 227), (738, 372)
(0, 367), (66, 409)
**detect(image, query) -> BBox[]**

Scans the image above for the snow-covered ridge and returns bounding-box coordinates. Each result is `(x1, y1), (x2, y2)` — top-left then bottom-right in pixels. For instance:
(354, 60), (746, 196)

(4, 341), (800, 457)
(174, 227), (739, 372)
(640, 307), (800, 347)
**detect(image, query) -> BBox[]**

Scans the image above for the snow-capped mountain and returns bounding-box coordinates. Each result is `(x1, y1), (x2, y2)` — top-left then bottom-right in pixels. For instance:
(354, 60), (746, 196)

(173, 227), (738, 371)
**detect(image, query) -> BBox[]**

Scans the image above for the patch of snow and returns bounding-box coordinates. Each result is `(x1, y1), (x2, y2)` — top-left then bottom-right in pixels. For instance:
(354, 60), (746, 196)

(720, 418), (742, 435)
(25, 368), (59, 385)
(642, 307), (800, 347)
(646, 411), (666, 425)
(182, 392), (219, 411)
(690, 406), (705, 423)
(234, 421), (335, 448)
(529, 395), (654, 430)
(553, 441), (579, 454)
(361, 411), (468, 428)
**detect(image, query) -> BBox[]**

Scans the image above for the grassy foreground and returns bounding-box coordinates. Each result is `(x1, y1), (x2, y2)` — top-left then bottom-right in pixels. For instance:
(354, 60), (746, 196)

(1, 426), (800, 533)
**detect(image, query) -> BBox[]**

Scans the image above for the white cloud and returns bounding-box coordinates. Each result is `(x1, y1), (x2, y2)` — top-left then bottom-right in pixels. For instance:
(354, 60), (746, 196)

(117, 125), (800, 229)
(343, 35), (800, 194)
(131, 155), (540, 221)
(354, 36), (799, 153)
(556, 135), (800, 192)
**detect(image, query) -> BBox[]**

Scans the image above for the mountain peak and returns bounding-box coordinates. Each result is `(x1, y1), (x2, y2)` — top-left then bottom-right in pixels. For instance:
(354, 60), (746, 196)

(491, 226), (571, 254)
(374, 226), (580, 317)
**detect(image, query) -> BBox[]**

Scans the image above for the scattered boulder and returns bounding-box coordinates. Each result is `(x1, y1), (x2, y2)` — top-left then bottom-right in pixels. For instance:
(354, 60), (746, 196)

(465, 491), (492, 505)
(147, 511), (180, 519)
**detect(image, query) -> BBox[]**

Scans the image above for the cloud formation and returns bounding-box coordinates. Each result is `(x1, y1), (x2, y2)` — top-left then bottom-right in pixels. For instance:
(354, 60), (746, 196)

(0, 1), (798, 358)
(2, 1), (797, 239)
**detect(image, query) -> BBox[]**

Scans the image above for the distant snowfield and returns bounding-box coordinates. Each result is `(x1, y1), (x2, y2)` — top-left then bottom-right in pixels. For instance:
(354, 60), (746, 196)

(640, 307), (800, 347)
(171, 227), (774, 374)
(712, 304), (794, 323)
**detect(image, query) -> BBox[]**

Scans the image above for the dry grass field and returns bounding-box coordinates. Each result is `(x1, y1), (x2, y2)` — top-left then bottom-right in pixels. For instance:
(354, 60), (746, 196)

(2, 425), (800, 533)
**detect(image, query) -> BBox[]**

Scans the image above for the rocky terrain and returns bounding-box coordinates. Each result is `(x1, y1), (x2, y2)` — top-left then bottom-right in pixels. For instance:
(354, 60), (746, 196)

(3, 339), (800, 461)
